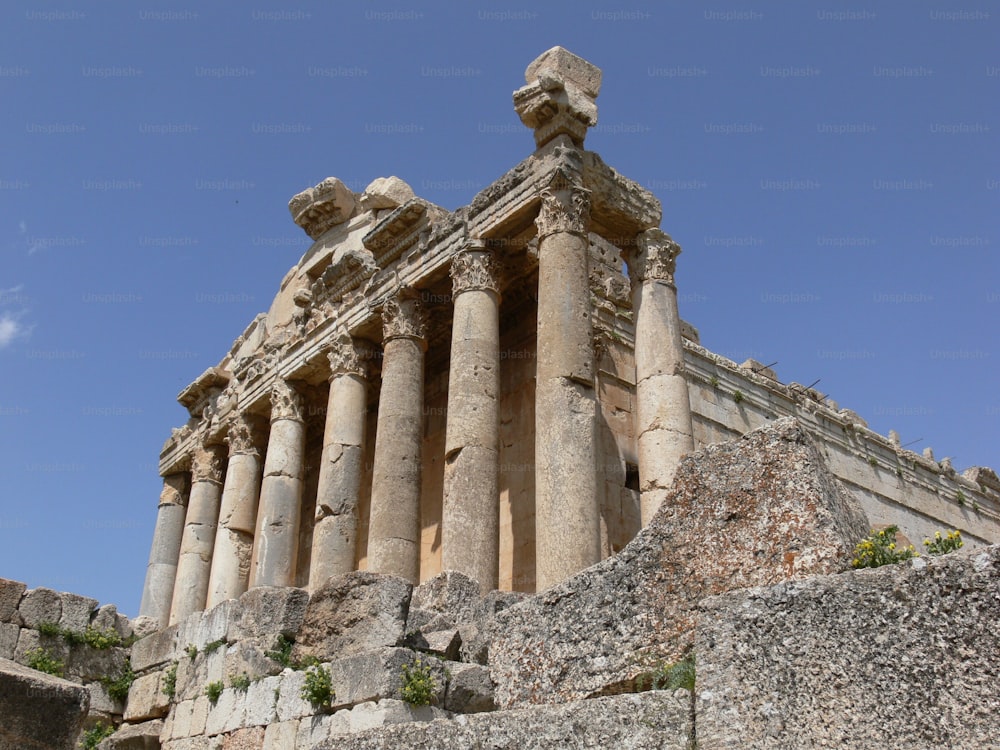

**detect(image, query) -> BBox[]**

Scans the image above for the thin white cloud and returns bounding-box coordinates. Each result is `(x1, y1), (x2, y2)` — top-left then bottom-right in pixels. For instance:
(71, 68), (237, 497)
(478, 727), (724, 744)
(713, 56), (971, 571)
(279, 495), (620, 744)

(0, 312), (23, 348)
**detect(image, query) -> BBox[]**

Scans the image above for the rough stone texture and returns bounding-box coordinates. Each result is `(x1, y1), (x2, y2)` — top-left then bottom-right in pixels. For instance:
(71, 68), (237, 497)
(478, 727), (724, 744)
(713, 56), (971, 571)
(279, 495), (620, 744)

(408, 571), (482, 631)
(443, 662), (495, 714)
(314, 691), (690, 750)
(125, 670), (169, 721)
(361, 176), (414, 211)
(490, 418), (870, 707)
(292, 572), (411, 662)
(327, 647), (448, 708)
(0, 656), (90, 750)
(17, 586), (62, 628)
(104, 719), (164, 750)
(228, 586), (309, 641)
(131, 623), (179, 672)
(0, 578), (26, 623)
(696, 544), (1000, 749)
(221, 727), (264, 750)
(457, 589), (528, 665)
(0, 622), (19, 659)
(92, 603), (134, 641)
(59, 591), (98, 632)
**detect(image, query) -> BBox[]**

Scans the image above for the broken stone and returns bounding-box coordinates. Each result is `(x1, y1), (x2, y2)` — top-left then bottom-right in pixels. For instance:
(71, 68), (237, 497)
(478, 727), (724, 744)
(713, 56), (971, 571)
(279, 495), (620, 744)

(17, 587), (62, 629)
(58, 592), (98, 633)
(524, 45), (602, 98)
(289, 177), (357, 239)
(227, 586), (309, 642)
(360, 176), (415, 211)
(103, 718), (164, 750)
(444, 662), (495, 714)
(0, 578), (26, 624)
(0, 656), (90, 750)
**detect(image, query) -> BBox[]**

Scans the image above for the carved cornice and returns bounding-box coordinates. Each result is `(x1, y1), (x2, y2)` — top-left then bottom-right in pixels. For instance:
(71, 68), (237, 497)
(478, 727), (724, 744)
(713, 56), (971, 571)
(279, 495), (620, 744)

(270, 380), (305, 423)
(289, 177), (358, 239)
(327, 330), (369, 380)
(451, 246), (501, 296)
(381, 290), (428, 343)
(630, 228), (681, 286)
(191, 442), (226, 484)
(535, 183), (591, 239)
(226, 412), (266, 457)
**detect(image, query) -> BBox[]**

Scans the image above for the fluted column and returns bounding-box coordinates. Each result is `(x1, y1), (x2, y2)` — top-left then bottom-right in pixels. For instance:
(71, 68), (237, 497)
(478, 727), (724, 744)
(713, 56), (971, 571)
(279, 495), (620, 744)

(251, 380), (306, 588)
(309, 331), (371, 589)
(206, 413), (266, 607)
(629, 229), (695, 525)
(138, 472), (190, 627)
(441, 243), (502, 592)
(368, 290), (427, 583)
(169, 442), (226, 624)
(534, 178), (601, 590)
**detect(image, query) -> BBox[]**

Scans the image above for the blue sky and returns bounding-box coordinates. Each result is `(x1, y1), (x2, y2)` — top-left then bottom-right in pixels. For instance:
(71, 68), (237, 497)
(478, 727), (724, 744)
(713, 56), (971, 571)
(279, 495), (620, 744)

(1, 1), (996, 616)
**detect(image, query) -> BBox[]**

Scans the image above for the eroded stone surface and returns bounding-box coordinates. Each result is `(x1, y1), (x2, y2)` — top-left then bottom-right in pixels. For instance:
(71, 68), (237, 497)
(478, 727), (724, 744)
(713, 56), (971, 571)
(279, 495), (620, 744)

(490, 418), (870, 708)
(0, 578), (26, 624)
(0, 656), (90, 750)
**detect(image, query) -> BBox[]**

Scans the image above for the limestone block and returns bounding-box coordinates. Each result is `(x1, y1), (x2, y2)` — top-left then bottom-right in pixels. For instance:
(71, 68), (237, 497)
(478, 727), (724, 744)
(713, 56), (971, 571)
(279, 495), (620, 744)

(490, 418), (870, 708)
(0, 622), (19, 659)
(66, 644), (128, 683)
(291, 572), (411, 663)
(131, 615), (161, 640)
(105, 718), (164, 749)
(457, 589), (528, 665)
(275, 669), (313, 721)
(347, 699), (447, 733)
(444, 663), (495, 714)
(407, 571), (481, 631)
(289, 177), (357, 239)
(296, 712), (351, 746)
(418, 629), (460, 661)
(91, 604), (134, 641)
(525, 46), (602, 98)
(261, 721), (299, 750)
(227, 586), (309, 641)
(58, 591), (98, 632)
(17, 586), (62, 628)
(360, 176), (414, 211)
(168, 699), (195, 740)
(222, 638), (285, 682)
(14, 627), (69, 666)
(161, 737), (223, 750)
(125, 670), (169, 722)
(326, 647), (447, 709)
(131, 624), (179, 672)
(696, 545), (1000, 749)
(176, 648), (225, 703)
(243, 675), (280, 726)
(0, 656), (90, 750)
(177, 600), (234, 652)
(204, 686), (246, 736)
(88, 680), (124, 716)
(220, 727), (263, 750)
(0, 577), (26, 623)
(312, 692), (689, 749)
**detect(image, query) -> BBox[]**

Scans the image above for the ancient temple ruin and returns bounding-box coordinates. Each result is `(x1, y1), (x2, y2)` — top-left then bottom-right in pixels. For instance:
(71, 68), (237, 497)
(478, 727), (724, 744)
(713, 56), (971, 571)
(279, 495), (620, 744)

(138, 46), (999, 632)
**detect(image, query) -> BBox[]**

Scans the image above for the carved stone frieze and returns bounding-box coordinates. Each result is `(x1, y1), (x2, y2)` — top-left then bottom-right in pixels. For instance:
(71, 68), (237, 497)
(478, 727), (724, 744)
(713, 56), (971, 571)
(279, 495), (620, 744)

(289, 177), (358, 239)
(629, 228), (681, 286)
(381, 289), (428, 343)
(535, 184), (591, 239)
(451, 246), (501, 296)
(270, 380), (305, 422)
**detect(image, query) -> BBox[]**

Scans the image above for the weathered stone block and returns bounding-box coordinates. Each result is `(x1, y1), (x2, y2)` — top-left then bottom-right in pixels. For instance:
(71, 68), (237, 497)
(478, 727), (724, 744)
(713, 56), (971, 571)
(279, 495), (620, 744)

(204, 686), (246, 736)
(66, 644), (128, 682)
(444, 662), (495, 714)
(177, 600), (234, 652)
(222, 637), (285, 682)
(696, 544), (1000, 749)
(88, 679), (124, 716)
(104, 718), (164, 750)
(292, 572), (411, 663)
(296, 712), (350, 746)
(346, 699), (447, 734)
(327, 647), (447, 709)
(160, 737), (223, 750)
(406, 571), (481, 632)
(261, 721), (299, 750)
(490, 418), (870, 708)
(0, 578), (26, 623)
(175, 648), (225, 703)
(91, 603), (134, 642)
(227, 586), (309, 641)
(58, 592), (98, 632)
(361, 176), (415, 211)
(458, 589), (528, 665)
(0, 656), (90, 750)
(275, 668), (314, 721)
(525, 46), (602, 97)
(313, 692), (689, 749)
(220, 727), (263, 750)
(125, 670), (169, 722)
(17, 586), (62, 628)
(0, 623), (19, 660)
(243, 675), (280, 726)
(131, 624), (179, 672)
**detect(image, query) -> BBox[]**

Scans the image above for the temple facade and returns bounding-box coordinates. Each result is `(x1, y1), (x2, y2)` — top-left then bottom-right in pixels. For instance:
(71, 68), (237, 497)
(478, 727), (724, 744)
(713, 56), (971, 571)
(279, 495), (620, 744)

(139, 47), (1000, 629)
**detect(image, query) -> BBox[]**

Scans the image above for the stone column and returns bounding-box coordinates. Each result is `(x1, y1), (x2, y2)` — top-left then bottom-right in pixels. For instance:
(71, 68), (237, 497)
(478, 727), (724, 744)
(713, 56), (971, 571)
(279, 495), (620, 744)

(205, 413), (266, 607)
(367, 290), (427, 583)
(441, 243), (502, 591)
(309, 331), (371, 589)
(629, 229), (695, 526)
(534, 179), (601, 590)
(138, 472), (190, 628)
(169, 442), (226, 624)
(250, 380), (307, 588)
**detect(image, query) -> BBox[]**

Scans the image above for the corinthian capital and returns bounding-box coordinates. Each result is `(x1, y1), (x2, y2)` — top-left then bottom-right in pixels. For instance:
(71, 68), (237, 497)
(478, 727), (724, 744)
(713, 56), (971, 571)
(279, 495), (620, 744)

(270, 380), (305, 422)
(451, 245), (501, 296)
(381, 289), (428, 343)
(191, 443), (226, 484)
(226, 412), (266, 457)
(630, 228), (681, 286)
(327, 329), (369, 380)
(535, 184), (591, 239)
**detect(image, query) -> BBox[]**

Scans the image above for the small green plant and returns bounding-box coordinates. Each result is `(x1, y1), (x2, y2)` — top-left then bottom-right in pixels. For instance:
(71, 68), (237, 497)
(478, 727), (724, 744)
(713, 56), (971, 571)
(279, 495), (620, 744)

(205, 680), (224, 704)
(400, 657), (437, 706)
(956, 490), (967, 507)
(923, 529), (963, 556)
(851, 526), (918, 569)
(230, 673), (251, 693)
(895, 467), (904, 478)
(868, 456), (878, 467)
(163, 661), (178, 700)
(709, 375), (720, 388)
(37, 621), (61, 638)
(103, 663), (135, 703)
(732, 389), (744, 404)
(638, 652), (696, 692)
(80, 721), (115, 749)
(203, 638), (227, 654)
(265, 634), (295, 668)
(83, 626), (123, 650)
(185, 643), (198, 659)
(25, 647), (65, 677)
(973, 500), (980, 513)
(301, 664), (334, 709)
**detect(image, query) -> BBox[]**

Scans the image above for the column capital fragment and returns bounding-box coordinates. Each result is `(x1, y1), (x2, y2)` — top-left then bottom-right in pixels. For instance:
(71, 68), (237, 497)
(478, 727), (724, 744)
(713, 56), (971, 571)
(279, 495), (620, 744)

(191, 442), (226, 485)
(451, 245), (502, 297)
(327, 329), (371, 380)
(535, 182), (591, 240)
(270, 379), (305, 423)
(381, 289), (428, 345)
(226, 412), (266, 458)
(630, 228), (681, 286)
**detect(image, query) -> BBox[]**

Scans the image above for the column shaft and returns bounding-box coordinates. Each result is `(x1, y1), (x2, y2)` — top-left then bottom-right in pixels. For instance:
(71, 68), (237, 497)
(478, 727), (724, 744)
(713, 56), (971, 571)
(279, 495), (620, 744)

(631, 229), (695, 525)
(206, 413), (265, 607)
(534, 182), (601, 590)
(309, 333), (370, 589)
(251, 381), (306, 588)
(138, 473), (190, 627)
(442, 247), (501, 591)
(368, 291), (427, 583)
(169, 443), (226, 624)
